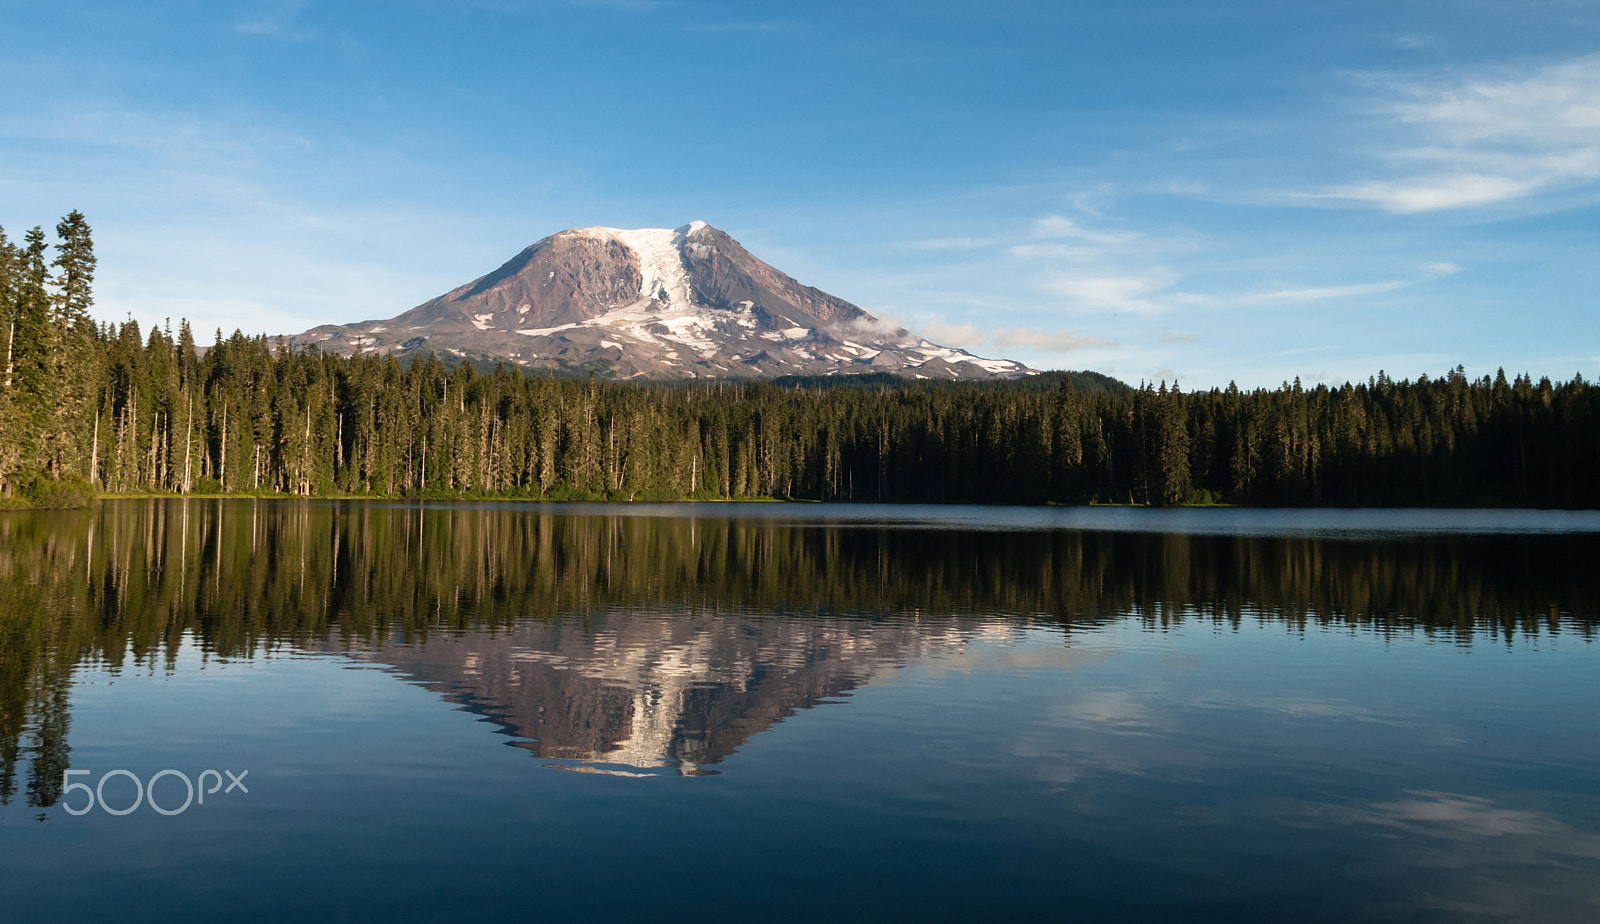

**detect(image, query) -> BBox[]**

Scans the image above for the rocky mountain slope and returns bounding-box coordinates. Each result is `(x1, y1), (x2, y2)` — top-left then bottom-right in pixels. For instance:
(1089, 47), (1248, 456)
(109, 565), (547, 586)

(291, 221), (1033, 379)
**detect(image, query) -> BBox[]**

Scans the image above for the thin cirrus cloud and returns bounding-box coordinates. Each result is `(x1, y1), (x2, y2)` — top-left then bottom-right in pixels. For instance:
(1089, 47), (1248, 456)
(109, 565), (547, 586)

(1244, 279), (1410, 304)
(1296, 55), (1600, 212)
(1010, 202), (1461, 317)
(1007, 242), (1104, 261)
(1031, 215), (1140, 245)
(1034, 259), (1456, 316)
(1237, 262), (1460, 306)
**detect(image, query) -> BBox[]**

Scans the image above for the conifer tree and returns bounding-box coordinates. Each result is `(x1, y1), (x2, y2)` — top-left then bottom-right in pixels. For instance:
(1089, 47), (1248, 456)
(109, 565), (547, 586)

(43, 212), (99, 477)
(3, 228), (54, 486)
(0, 226), (17, 488)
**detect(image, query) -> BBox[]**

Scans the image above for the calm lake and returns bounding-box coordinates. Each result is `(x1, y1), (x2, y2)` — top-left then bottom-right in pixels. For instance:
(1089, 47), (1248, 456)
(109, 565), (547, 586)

(3, 499), (1599, 921)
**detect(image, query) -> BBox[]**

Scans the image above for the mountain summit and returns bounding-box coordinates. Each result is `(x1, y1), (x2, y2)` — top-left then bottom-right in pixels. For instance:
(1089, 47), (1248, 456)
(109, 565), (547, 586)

(291, 221), (1033, 379)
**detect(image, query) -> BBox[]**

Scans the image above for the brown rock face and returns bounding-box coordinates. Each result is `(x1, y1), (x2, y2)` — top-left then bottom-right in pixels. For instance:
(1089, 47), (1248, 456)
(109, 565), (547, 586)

(290, 221), (1034, 380)
(679, 223), (863, 327)
(440, 231), (643, 327)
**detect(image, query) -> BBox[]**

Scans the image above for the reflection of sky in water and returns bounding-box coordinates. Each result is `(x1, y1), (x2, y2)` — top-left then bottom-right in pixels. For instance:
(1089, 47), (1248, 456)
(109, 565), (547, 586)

(3, 500), (1599, 921)
(482, 501), (1600, 537)
(5, 610), (1599, 921)
(898, 618), (1600, 917)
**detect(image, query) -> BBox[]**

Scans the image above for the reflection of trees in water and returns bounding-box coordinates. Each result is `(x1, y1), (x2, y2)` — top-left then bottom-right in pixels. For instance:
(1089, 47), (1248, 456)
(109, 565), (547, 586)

(2, 500), (1598, 799)
(0, 511), (88, 810)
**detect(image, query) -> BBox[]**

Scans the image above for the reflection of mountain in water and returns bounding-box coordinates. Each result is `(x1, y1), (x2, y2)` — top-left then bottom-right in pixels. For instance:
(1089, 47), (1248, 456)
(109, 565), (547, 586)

(347, 613), (986, 776)
(3, 499), (1598, 801)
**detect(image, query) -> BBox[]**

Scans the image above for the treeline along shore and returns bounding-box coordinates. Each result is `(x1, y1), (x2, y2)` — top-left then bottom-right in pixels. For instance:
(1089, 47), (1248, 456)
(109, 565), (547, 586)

(3, 211), (1597, 508)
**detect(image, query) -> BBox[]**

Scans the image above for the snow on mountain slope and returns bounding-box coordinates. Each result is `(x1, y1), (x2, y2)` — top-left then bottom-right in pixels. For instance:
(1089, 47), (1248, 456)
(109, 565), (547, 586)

(599, 222), (703, 308)
(290, 221), (1035, 380)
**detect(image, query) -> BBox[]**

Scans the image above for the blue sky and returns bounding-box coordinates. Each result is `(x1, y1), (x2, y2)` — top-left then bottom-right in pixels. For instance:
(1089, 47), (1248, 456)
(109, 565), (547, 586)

(2, 0), (1596, 387)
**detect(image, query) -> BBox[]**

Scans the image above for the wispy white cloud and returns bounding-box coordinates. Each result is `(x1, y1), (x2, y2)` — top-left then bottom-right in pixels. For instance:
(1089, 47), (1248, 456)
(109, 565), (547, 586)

(1299, 55), (1600, 212)
(1246, 279), (1410, 303)
(1065, 185), (1113, 217)
(1041, 269), (1185, 314)
(983, 203), (1461, 323)
(1018, 244), (1455, 316)
(1006, 242), (1102, 261)
(1236, 261), (1459, 305)
(1303, 173), (1539, 213)
(901, 213), (1143, 254)
(988, 207), (1216, 317)
(1033, 214), (1140, 245)
(843, 311), (912, 339)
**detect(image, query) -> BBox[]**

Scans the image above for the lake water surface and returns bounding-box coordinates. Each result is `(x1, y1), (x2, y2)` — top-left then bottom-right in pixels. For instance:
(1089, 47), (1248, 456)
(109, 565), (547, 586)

(2, 500), (1599, 921)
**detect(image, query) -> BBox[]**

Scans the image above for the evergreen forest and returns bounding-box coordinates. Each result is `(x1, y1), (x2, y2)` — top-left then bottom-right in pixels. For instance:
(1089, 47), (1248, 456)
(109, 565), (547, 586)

(3, 212), (1597, 509)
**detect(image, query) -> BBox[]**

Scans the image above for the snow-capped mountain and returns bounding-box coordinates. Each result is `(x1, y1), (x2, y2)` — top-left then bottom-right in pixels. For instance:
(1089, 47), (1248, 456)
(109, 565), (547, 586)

(291, 221), (1034, 380)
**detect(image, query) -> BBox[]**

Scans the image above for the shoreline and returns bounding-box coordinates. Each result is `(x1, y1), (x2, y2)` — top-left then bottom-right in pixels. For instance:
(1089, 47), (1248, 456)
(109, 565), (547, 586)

(30, 494), (1595, 513)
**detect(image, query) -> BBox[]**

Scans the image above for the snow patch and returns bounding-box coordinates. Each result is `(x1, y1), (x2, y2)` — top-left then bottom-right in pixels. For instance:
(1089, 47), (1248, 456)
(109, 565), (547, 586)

(957, 356), (1022, 374)
(472, 313), (495, 331)
(516, 323), (578, 337)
